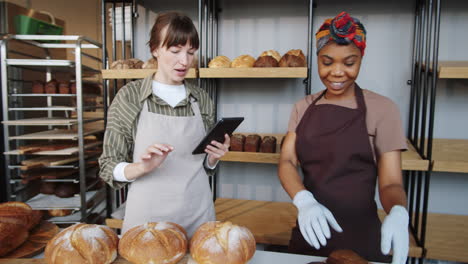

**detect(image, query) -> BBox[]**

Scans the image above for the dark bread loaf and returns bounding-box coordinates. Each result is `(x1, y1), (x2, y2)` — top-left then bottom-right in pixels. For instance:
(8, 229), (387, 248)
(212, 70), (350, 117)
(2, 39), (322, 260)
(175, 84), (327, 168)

(279, 54), (306, 67)
(230, 134), (246, 152)
(326, 249), (369, 264)
(260, 136), (277, 153)
(286, 49), (306, 62)
(58, 81), (70, 94)
(45, 79), (58, 94)
(254, 56), (279, 67)
(32, 80), (44, 94)
(244, 134), (261, 152)
(48, 209), (73, 217)
(40, 182), (57, 195)
(54, 183), (79, 198)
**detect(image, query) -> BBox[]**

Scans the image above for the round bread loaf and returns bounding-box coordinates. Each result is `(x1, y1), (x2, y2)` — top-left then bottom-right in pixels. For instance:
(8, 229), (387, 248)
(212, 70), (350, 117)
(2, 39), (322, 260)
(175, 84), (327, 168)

(253, 56), (279, 67)
(44, 223), (118, 264)
(260, 49), (281, 62)
(208, 55), (231, 68)
(54, 183), (79, 198)
(231, 55), (255, 68)
(142, 58), (158, 69)
(40, 182), (56, 195)
(326, 249), (369, 264)
(32, 80), (45, 94)
(127, 58), (144, 69)
(110, 60), (128, 70)
(286, 49), (306, 62)
(45, 79), (58, 94)
(119, 222), (187, 264)
(279, 54), (306, 67)
(48, 209), (73, 217)
(190, 221), (256, 264)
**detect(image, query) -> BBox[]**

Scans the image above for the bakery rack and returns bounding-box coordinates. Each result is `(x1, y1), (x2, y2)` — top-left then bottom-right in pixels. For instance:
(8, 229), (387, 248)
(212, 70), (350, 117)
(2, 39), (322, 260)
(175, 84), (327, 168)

(0, 34), (109, 224)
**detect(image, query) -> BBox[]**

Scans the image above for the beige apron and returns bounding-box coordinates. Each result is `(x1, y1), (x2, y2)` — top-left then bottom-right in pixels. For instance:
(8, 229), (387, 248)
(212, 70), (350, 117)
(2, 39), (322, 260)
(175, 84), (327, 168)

(121, 97), (215, 237)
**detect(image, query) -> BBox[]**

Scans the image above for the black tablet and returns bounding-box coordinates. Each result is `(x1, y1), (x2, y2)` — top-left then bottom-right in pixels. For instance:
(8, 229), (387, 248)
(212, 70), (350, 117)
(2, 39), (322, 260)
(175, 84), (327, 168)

(192, 117), (244, 155)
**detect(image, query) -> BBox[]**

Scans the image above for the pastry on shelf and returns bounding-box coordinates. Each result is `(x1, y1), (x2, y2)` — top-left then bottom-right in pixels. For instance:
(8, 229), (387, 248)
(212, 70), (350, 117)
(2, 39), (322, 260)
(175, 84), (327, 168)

(190, 221), (256, 264)
(230, 134), (246, 151)
(32, 80), (44, 94)
(47, 209), (73, 217)
(279, 53), (306, 67)
(119, 222), (187, 264)
(254, 56), (279, 67)
(231, 55), (255, 68)
(285, 49), (306, 62)
(110, 58), (144, 69)
(208, 55), (231, 68)
(58, 81), (70, 94)
(259, 49), (281, 62)
(40, 182), (57, 195)
(45, 79), (58, 94)
(142, 57), (158, 69)
(260, 136), (277, 153)
(44, 223), (118, 264)
(244, 134), (261, 152)
(54, 183), (79, 198)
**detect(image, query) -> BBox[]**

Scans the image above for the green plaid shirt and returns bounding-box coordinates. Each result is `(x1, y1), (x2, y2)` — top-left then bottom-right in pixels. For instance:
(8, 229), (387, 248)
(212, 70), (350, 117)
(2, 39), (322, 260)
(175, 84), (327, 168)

(99, 74), (215, 189)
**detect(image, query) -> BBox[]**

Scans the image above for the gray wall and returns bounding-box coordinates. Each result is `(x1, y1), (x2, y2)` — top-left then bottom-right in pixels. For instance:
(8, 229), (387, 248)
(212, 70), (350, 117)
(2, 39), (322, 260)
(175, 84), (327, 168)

(134, 0), (468, 215)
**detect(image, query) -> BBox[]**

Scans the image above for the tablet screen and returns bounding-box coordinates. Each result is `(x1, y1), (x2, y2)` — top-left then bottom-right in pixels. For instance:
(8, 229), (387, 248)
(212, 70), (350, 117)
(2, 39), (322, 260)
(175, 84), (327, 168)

(192, 117), (244, 154)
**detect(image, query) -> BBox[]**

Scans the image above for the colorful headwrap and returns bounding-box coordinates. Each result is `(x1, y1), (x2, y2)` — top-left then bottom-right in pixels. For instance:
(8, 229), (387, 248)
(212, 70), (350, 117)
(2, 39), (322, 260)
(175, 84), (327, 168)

(315, 12), (367, 56)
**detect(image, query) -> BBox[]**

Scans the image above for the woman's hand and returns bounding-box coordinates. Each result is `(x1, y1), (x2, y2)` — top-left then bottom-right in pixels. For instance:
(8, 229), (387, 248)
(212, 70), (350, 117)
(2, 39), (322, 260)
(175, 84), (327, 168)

(125, 143), (174, 181)
(205, 134), (230, 167)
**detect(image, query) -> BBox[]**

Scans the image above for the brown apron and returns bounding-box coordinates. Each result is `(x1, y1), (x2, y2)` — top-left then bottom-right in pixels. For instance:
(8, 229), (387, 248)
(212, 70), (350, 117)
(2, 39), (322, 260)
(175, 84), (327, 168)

(289, 85), (391, 263)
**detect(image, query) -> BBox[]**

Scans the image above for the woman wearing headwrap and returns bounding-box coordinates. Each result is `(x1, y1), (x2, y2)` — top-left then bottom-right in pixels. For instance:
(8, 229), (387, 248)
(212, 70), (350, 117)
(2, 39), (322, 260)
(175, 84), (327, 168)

(279, 12), (409, 264)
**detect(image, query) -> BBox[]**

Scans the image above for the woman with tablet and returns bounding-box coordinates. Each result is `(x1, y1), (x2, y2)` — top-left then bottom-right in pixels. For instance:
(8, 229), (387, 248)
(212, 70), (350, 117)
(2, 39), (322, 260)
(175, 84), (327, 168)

(278, 12), (409, 264)
(99, 11), (230, 236)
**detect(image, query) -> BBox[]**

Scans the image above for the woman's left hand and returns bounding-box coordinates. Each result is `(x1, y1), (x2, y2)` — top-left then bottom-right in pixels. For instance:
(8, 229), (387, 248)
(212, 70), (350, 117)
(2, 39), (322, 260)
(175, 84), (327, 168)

(205, 134), (230, 167)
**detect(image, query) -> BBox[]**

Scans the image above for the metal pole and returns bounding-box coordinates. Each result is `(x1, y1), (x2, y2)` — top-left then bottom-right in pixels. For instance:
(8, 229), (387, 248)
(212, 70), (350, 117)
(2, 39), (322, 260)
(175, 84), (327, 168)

(413, 0), (426, 152)
(408, 0), (421, 141)
(306, 0), (314, 95)
(0, 38), (11, 200)
(75, 39), (86, 221)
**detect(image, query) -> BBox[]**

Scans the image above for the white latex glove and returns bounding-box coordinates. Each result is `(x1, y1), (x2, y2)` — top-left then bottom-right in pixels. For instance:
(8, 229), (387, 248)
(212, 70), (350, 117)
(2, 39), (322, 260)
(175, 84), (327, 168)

(381, 205), (409, 264)
(293, 190), (343, 249)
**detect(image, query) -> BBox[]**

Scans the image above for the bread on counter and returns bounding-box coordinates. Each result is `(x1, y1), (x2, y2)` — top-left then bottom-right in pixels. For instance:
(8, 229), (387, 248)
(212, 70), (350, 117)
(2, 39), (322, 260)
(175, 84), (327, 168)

(44, 223), (119, 264)
(326, 249), (369, 264)
(231, 55), (255, 68)
(254, 56), (279, 67)
(119, 222), (187, 264)
(190, 221), (256, 264)
(208, 55), (231, 68)
(260, 49), (281, 62)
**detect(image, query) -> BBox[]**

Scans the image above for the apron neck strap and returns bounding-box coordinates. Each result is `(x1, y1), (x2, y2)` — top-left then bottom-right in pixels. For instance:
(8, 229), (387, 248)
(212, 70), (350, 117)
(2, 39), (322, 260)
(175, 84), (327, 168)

(313, 83), (366, 113)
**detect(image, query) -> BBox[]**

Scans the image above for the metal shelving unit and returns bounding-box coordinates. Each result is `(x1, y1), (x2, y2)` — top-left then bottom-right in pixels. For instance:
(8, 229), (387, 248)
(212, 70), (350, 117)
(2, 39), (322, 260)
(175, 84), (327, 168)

(0, 34), (109, 224)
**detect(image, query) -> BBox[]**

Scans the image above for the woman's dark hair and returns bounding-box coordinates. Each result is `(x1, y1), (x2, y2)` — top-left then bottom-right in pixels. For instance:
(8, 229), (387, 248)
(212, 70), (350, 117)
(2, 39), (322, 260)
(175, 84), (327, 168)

(148, 11), (199, 53)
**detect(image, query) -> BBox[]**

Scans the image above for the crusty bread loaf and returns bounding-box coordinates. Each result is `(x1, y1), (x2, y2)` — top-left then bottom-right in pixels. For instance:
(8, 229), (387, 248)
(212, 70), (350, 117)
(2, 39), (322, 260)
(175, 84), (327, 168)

(28, 210), (44, 230)
(128, 58), (144, 69)
(260, 136), (277, 153)
(230, 134), (246, 152)
(40, 182), (57, 195)
(0, 201), (33, 227)
(231, 55), (255, 68)
(32, 80), (44, 94)
(48, 209), (73, 217)
(119, 222), (187, 264)
(286, 49), (306, 62)
(253, 56), (279, 67)
(45, 79), (58, 94)
(0, 222), (29, 257)
(190, 221), (256, 264)
(260, 50), (281, 62)
(54, 183), (79, 198)
(244, 134), (261, 152)
(279, 54), (306, 67)
(326, 249), (369, 264)
(208, 55), (231, 68)
(142, 58), (158, 69)
(45, 223), (118, 264)
(58, 81), (70, 94)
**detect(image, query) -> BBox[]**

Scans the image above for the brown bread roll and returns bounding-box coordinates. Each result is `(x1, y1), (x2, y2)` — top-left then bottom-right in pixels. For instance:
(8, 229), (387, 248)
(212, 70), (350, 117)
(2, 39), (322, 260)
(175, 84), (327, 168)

(32, 80), (44, 94)
(244, 134), (261, 152)
(119, 222), (187, 264)
(0, 222), (29, 257)
(230, 134), (246, 152)
(279, 54), (306, 67)
(253, 56), (279, 67)
(231, 55), (255, 68)
(142, 58), (158, 69)
(45, 223), (119, 264)
(110, 59), (128, 70)
(127, 58), (144, 69)
(40, 182), (56, 195)
(260, 49), (281, 62)
(45, 79), (58, 94)
(286, 49), (306, 62)
(326, 249), (369, 264)
(190, 221), (256, 264)
(54, 183), (79, 198)
(58, 81), (70, 94)
(260, 136), (277, 153)
(48, 209), (73, 217)
(208, 55), (231, 68)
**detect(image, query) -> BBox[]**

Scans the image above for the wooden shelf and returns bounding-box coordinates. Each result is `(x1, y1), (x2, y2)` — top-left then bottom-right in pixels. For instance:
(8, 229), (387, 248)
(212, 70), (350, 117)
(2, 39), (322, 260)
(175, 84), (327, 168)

(431, 139), (468, 173)
(9, 128), (104, 140)
(4, 141), (102, 156)
(438, 61), (468, 79)
(199, 67), (307, 78)
(221, 134), (429, 171)
(3, 118), (81, 126)
(101, 69), (197, 79)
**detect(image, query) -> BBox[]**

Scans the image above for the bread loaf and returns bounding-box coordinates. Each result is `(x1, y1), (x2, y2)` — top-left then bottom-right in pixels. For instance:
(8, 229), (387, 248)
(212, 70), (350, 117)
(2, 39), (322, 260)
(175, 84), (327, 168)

(253, 56), (279, 67)
(142, 58), (158, 69)
(190, 221), (256, 264)
(0, 222), (29, 257)
(40, 182), (57, 195)
(119, 222), (187, 264)
(326, 249), (369, 264)
(45, 79), (58, 94)
(230, 134), (246, 152)
(279, 54), (306, 67)
(231, 55), (255, 68)
(244, 134), (261, 152)
(54, 183), (79, 198)
(128, 58), (144, 69)
(260, 136), (277, 153)
(208, 55), (231, 68)
(260, 50), (281, 62)
(58, 81), (70, 94)
(110, 59), (128, 70)
(48, 209), (73, 217)
(286, 49), (306, 62)
(45, 223), (118, 264)
(0, 201), (33, 227)
(32, 81), (44, 94)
